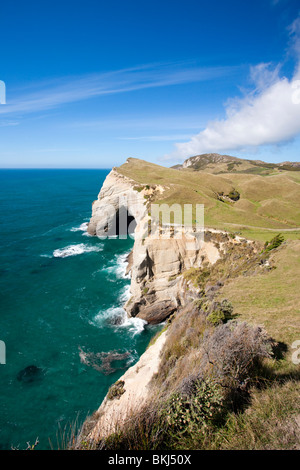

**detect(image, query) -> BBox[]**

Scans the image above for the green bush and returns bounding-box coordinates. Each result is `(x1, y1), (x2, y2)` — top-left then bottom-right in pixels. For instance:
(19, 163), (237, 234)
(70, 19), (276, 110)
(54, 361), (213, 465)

(264, 234), (284, 253)
(207, 299), (234, 325)
(163, 379), (223, 437)
(227, 189), (240, 201)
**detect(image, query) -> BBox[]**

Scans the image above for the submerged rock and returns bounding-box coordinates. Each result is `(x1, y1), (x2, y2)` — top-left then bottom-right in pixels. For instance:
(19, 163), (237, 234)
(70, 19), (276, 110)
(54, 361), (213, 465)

(107, 311), (124, 326)
(79, 348), (133, 375)
(17, 365), (43, 383)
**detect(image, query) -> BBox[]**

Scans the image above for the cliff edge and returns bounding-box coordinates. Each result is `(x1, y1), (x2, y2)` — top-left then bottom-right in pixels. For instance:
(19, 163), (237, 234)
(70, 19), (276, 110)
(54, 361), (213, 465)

(81, 160), (254, 442)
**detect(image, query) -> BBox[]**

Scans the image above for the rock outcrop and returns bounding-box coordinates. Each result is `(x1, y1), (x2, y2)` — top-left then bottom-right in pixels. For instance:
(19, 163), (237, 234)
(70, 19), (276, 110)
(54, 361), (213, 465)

(87, 169), (147, 237)
(125, 229), (221, 324)
(87, 166), (223, 324)
(81, 163), (255, 444)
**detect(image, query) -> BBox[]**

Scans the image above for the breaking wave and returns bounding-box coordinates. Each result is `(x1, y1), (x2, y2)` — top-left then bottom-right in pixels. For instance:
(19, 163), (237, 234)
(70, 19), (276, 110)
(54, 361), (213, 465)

(92, 306), (147, 336)
(70, 222), (89, 232)
(52, 243), (103, 258)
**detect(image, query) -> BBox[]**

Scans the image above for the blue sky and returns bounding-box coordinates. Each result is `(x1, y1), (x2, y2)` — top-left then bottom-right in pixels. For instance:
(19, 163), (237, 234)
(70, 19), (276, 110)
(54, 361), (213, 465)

(1, 0), (300, 168)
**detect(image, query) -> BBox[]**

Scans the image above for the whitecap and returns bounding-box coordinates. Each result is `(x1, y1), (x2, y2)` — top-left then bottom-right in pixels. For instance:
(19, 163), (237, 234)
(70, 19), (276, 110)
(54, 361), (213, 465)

(70, 222), (89, 232)
(92, 307), (125, 328)
(92, 306), (147, 336)
(119, 285), (131, 302)
(82, 231), (92, 237)
(120, 315), (147, 336)
(53, 243), (103, 258)
(115, 251), (131, 279)
(100, 250), (131, 279)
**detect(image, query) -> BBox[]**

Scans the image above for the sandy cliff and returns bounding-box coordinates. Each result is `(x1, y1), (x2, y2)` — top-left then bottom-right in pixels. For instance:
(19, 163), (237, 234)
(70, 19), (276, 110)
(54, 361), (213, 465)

(87, 168), (147, 237)
(88, 166), (222, 325)
(86, 330), (167, 442)
(83, 165), (247, 442)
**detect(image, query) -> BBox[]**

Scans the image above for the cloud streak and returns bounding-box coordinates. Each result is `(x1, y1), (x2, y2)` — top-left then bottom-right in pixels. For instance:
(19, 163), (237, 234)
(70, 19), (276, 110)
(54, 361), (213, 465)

(0, 62), (238, 117)
(168, 16), (300, 161)
(118, 134), (193, 142)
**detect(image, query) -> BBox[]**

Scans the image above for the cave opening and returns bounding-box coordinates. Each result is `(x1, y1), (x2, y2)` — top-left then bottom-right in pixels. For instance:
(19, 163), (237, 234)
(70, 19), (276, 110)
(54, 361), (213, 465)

(107, 206), (137, 238)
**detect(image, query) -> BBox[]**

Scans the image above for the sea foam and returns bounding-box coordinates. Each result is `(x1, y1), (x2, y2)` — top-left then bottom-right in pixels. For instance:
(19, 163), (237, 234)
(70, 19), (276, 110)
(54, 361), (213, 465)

(100, 250), (131, 279)
(70, 222), (89, 232)
(53, 243), (103, 258)
(92, 306), (147, 336)
(115, 251), (131, 279)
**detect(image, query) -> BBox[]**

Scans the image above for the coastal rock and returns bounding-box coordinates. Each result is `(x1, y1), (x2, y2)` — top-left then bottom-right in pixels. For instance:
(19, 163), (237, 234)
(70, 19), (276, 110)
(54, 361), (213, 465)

(83, 163), (255, 444)
(87, 169), (147, 237)
(125, 227), (221, 324)
(136, 300), (177, 324)
(87, 167), (223, 324)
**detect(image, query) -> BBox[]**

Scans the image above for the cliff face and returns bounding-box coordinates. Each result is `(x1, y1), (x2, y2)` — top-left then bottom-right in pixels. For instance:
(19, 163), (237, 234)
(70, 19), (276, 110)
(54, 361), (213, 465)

(87, 168), (147, 237)
(87, 167), (221, 324)
(125, 229), (221, 324)
(85, 329), (167, 442)
(81, 165), (255, 444)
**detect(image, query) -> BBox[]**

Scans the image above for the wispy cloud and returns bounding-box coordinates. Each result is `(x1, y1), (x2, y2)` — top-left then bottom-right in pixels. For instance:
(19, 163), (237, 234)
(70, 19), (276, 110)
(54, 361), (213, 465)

(167, 15), (300, 161)
(0, 120), (19, 127)
(118, 134), (193, 142)
(67, 116), (204, 131)
(0, 62), (238, 117)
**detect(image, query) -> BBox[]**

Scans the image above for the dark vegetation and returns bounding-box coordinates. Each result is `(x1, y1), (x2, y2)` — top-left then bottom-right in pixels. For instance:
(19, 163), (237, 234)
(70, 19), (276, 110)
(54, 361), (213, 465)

(107, 380), (126, 401)
(216, 189), (240, 202)
(263, 233), (284, 253)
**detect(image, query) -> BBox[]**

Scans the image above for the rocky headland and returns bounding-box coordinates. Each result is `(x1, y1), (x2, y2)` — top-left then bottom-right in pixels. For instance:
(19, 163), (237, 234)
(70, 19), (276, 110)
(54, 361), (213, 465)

(81, 161), (260, 444)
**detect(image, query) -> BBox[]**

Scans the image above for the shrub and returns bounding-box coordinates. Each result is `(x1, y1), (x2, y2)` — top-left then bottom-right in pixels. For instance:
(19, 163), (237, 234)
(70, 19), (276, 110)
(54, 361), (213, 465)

(99, 401), (171, 450)
(200, 321), (273, 391)
(264, 234), (284, 253)
(207, 299), (234, 325)
(227, 189), (240, 201)
(107, 380), (126, 400)
(162, 378), (223, 437)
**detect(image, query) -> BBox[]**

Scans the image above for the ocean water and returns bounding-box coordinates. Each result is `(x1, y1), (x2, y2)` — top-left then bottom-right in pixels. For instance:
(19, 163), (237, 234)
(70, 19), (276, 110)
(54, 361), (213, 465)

(0, 169), (160, 450)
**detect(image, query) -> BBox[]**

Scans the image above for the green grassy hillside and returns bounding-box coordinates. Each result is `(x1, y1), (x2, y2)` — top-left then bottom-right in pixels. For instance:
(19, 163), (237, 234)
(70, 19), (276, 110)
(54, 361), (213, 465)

(76, 156), (300, 451)
(118, 157), (300, 240)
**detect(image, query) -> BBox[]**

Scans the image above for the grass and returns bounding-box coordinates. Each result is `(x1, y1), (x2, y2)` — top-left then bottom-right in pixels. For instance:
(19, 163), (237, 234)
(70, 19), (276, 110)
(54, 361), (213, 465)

(74, 236), (300, 450)
(74, 157), (300, 450)
(117, 158), (300, 237)
(174, 379), (300, 450)
(218, 239), (300, 348)
(206, 380), (300, 450)
(226, 227), (300, 243)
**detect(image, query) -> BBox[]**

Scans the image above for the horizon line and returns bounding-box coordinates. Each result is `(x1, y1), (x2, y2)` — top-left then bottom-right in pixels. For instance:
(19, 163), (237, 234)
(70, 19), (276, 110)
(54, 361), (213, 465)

(0, 167), (113, 170)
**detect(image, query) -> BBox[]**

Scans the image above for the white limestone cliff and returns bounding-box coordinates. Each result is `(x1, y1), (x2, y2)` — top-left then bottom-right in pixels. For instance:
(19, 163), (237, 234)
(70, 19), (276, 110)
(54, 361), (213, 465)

(81, 165), (251, 443)
(88, 167), (221, 324)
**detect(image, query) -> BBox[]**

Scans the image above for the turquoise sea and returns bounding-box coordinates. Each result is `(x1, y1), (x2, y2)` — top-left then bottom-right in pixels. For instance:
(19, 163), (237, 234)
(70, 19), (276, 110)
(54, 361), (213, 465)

(0, 169), (160, 450)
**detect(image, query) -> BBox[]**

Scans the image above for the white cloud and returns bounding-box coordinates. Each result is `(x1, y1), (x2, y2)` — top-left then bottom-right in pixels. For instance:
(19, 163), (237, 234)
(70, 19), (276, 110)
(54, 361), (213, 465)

(168, 16), (300, 161)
